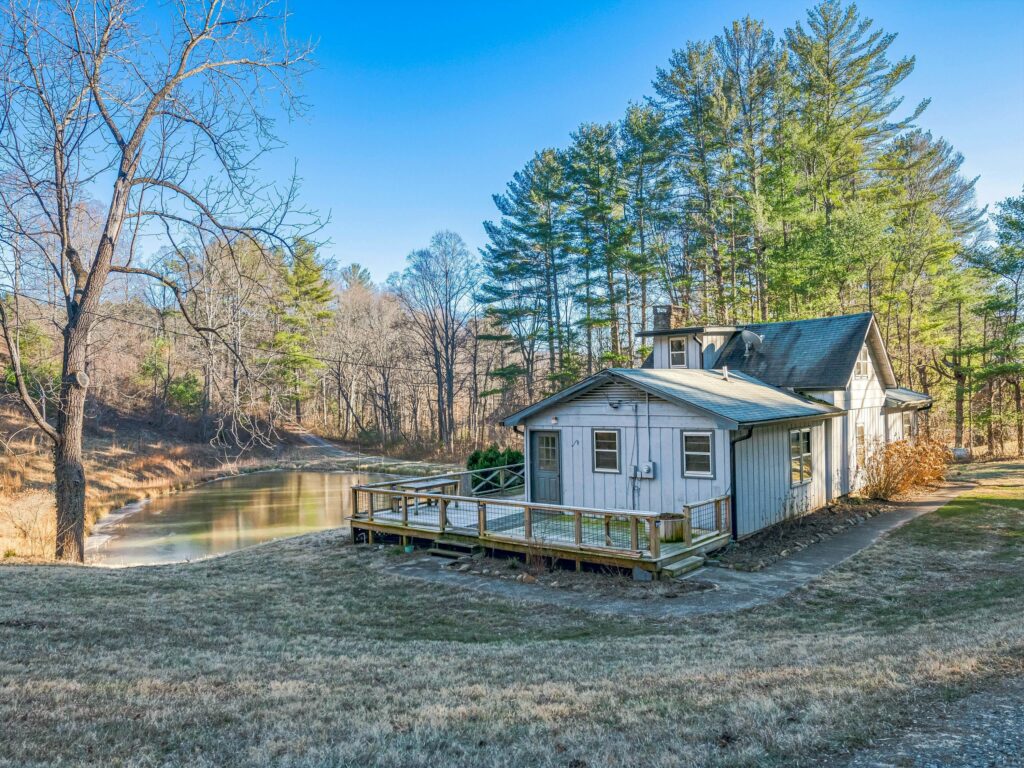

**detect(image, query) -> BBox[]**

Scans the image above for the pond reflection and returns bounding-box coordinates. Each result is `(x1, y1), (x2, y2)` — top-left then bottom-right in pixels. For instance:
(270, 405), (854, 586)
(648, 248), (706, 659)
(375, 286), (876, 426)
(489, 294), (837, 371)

(88, 470), (390, 566)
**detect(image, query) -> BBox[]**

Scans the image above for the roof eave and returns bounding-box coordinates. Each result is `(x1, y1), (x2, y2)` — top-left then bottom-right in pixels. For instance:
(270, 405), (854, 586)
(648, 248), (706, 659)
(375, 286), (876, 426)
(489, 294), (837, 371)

(738, 410), (844, 428)
(500, 371), (614, 427)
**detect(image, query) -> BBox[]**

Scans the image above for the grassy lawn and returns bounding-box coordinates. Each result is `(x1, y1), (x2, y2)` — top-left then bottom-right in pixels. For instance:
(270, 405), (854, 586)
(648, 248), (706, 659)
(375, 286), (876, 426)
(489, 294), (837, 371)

(1, 462), (1021, 767)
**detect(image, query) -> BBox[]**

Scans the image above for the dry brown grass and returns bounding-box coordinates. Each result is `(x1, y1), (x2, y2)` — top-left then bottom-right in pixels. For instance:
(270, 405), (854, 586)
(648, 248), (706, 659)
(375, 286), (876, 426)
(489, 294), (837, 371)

(0, 462), (1021, 767)
(0, 407), (285, 559)
(862, 438), (952, 500)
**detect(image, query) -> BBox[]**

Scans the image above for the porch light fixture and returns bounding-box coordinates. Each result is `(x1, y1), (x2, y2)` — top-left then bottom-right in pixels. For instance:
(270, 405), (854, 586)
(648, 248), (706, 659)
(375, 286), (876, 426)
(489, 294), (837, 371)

(550, 416), (558, 424)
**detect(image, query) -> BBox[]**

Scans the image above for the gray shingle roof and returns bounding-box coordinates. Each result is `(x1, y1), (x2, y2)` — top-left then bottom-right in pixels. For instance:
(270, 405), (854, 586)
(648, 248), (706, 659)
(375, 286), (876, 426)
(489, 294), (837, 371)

(713, 313), (876, 389)
(501, 368), (842, 428)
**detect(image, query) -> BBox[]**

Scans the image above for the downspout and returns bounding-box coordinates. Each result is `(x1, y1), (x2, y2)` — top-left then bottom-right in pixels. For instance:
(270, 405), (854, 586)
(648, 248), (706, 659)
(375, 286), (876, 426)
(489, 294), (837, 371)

(729, 426), (754, 539)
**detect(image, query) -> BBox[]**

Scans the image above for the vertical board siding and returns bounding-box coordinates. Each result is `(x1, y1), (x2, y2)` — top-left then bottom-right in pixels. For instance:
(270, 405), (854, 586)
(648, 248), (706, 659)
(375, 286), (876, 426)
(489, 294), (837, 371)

(734, 421), (828, 537)
(845, 343), (888, 493)
(700, 330), (734, 368)
(651, 335), (702, 369)
(523, 380), (730, 513)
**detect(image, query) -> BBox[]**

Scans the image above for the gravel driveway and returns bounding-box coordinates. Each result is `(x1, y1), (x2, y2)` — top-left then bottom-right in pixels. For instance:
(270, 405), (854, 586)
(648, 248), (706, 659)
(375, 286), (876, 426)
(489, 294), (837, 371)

(834, 678), (1024, 767)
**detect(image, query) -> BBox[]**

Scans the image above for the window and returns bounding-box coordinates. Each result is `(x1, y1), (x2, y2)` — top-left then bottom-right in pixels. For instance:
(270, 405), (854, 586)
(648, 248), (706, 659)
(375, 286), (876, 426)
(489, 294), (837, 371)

(682, 431), (714, 477)
(669, 337), (687, 368)
(537, 433), (559, 471)
(902, 412), (914, 439)
(592, 430), (620, 473)
(789, 427), (813, 485)
(854, 346), (870, 379)
(856, 424), (866, 467)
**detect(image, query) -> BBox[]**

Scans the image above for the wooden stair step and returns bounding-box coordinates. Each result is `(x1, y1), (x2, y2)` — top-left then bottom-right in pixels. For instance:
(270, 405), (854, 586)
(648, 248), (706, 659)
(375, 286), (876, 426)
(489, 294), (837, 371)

(661, 555), (705, 578)
(428, 539), (484, 559)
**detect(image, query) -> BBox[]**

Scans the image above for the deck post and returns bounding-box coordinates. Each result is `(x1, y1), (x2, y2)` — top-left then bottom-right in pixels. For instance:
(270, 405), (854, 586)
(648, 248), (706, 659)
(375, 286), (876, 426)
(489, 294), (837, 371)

(349, 487), (358, 522)
(573, 510), (583, 546)
(714, 498), (723, 533)
(648, 518), (660, 559)
(477, 501), (486, 534)
(524, 506), (532, 539)
(629, 517), (639, 551)
(438, 497), (448, 533)
(603, 515), (612, 547)
(366, 491), (374, 523)
(401, 495), (409, 526)
(683, 509), (692, 547)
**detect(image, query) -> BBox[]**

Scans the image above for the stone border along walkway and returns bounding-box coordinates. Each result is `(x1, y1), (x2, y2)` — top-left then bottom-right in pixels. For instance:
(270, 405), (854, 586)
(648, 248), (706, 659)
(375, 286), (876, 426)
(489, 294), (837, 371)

(390, 481), (975, 619)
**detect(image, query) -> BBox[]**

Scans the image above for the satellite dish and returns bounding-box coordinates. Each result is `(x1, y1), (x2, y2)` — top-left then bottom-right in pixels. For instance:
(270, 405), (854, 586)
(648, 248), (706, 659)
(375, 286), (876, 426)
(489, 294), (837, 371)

(741, 329), (764, 357)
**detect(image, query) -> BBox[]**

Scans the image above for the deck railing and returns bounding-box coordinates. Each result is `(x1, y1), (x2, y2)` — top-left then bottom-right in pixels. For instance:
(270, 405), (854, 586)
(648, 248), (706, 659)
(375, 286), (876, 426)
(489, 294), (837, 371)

(349, 481), (730, 561)
(357, 463), (525, 498)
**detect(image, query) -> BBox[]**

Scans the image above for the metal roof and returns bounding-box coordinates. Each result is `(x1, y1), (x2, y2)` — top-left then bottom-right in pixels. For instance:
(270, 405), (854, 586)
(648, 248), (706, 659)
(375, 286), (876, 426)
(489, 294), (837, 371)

(884, 387), (933, 409)
(712, 313), (897, 390)
(501, 368), (843, 428)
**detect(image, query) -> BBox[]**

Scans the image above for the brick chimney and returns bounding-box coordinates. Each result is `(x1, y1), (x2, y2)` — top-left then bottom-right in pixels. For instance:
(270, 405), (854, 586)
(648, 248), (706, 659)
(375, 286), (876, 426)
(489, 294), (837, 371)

(651, 305), (686, 331)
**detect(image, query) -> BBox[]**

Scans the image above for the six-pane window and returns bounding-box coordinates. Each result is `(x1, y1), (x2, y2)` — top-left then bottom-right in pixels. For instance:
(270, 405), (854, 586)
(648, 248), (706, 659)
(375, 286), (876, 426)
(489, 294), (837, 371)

(669, 338), (687, 368)
(682, 431), (714, 477)
(854, 346), (870, 379)
(537, 434), (559, 471)
(789, 427), (813, 485)
(592, 430), (620, 473)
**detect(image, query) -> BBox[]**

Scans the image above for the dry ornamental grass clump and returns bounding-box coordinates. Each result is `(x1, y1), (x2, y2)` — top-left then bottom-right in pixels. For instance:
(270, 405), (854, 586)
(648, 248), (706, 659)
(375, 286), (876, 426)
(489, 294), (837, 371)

(862, 438), (952, 499)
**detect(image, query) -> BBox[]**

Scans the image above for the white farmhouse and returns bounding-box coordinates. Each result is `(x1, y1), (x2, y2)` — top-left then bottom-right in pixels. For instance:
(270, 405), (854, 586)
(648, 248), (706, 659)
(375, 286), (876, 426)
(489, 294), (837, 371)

(502, 308), (932, 540)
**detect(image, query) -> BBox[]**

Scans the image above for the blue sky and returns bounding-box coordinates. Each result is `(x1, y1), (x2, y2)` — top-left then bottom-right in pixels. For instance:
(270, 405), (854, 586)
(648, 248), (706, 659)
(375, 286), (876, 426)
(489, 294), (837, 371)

(269, 0), (1024, 280)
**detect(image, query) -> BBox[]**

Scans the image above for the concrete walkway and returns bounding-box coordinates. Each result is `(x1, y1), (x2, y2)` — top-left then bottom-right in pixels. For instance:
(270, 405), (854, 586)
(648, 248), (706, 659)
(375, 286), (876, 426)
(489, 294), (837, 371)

(392, 481), (974, 619)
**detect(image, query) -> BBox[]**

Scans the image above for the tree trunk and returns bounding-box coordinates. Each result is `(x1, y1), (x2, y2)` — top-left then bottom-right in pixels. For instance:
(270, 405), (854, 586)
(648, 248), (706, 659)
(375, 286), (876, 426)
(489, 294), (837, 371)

(1015, 379), (1023, 457)
(53, 320), (91, 562)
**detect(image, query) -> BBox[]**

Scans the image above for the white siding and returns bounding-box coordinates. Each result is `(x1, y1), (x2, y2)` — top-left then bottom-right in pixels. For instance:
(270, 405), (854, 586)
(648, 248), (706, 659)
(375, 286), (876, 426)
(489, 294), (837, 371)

(523, 380), (730, 513)
(734, 421), (828, 537)
(650, 332), (734, 369)
(845, 343), (888, 492)
(651, 335), (702, 369)
(700, 330), (735, 368)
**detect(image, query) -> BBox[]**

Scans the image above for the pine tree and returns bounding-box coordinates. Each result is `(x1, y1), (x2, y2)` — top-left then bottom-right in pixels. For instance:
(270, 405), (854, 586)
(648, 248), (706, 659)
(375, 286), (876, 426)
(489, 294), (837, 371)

(620, 103), (674, 353)
(268, 239), (334, 425)
(565, 123), (629, 368)
(655, 41), (735, 321)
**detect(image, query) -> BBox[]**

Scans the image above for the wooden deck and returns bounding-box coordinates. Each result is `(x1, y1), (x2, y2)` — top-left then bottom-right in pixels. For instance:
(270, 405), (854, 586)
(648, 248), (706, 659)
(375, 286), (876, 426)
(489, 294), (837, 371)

(349, 466), (731, 574)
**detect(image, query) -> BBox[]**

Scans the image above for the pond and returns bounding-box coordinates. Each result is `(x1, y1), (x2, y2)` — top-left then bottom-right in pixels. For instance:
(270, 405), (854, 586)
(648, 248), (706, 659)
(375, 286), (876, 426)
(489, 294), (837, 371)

(87, 470), (391, 566)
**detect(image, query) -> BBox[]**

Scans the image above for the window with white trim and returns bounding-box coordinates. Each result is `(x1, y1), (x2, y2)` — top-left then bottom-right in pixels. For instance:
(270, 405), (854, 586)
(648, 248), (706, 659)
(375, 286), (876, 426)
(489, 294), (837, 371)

(902, 412), (914, 439)
(789, 427), (813, 485)
(856, 424), (866, 467)
(682, 431), (714, 477)
(669, 337), (687, 368)
(854, 346), (870, 379)
(592, 430), (620, 473)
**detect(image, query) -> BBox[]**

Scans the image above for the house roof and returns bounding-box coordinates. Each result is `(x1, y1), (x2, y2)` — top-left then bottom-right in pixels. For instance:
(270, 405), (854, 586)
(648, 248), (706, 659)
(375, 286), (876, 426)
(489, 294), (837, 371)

(637, 324), (737, 338)
(884, 387), (933, 410)
(501, 368), (843, 429)
(712, 313), (896, 390)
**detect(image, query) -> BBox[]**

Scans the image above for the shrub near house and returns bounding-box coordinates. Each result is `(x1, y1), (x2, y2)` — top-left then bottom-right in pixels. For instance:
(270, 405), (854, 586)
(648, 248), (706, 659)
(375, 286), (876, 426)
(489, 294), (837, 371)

(862, 439), (952, 499)
(466, 445), (523, 494)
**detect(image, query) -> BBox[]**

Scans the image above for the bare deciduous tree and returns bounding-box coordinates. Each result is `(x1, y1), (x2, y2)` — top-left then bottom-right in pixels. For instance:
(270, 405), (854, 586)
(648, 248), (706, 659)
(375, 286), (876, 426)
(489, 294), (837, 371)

(391, 231), (479, 451)
(0, 0), (313, 561)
